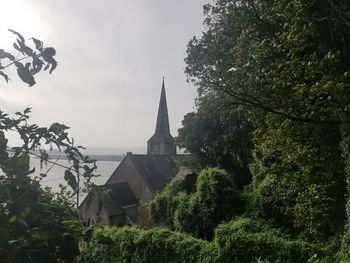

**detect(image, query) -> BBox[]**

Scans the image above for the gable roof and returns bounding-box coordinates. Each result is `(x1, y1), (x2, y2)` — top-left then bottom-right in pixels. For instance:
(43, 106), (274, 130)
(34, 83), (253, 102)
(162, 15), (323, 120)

(128, 154), (176, 192)
(106, 154), (176, 193)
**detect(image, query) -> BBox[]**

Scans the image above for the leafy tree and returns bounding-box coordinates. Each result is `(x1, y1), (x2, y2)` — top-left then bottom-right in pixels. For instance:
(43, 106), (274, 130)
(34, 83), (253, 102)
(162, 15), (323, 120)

(177, 94), (254, 187)
(185, 0), (350, 239)
(0, 31), (97, 262)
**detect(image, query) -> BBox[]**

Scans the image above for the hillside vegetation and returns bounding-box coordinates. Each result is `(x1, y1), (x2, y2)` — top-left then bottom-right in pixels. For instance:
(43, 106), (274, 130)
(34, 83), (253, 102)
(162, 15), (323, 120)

(80, 0), (350, 262)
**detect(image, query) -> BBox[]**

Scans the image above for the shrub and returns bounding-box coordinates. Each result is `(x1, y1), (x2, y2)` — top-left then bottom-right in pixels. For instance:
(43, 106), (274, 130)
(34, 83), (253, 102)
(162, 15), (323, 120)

(151, 167), (244, 240)
(79, 226), (215, 263)
(214, 217), (320, 263)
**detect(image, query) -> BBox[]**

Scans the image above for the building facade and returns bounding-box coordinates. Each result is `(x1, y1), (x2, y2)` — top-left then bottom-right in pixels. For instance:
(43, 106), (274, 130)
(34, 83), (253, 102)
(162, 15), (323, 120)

(79, 79), (180, 227)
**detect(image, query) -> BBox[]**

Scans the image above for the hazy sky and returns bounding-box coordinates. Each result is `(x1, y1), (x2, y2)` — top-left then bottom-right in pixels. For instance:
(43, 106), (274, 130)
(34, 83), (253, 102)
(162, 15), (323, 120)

(0, 0), (207, 150)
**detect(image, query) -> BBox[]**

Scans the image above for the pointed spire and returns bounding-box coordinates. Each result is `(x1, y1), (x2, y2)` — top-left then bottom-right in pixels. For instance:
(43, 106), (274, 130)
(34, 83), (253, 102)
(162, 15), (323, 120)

(147, 78), (176, 155)
(154, 78), (170, 136)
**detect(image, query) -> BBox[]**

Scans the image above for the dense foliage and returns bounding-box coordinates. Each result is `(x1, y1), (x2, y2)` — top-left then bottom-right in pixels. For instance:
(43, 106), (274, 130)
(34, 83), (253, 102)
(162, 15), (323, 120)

(180, 0), (350, 242)
(163, 0), (350, 260)
(150, 168), (243, 239)
(79, 226), (214, 263)
(0, 109), (99, 262)
(80, 218), (320, 263)
(177, 97), (254, 187)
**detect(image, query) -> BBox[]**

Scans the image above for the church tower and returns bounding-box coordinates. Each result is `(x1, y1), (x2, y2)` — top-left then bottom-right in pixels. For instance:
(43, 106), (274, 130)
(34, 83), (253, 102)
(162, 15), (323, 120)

(147, 79), (176, 155)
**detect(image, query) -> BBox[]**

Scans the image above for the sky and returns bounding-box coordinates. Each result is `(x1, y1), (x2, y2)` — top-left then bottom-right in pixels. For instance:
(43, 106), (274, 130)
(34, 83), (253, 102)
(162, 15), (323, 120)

(0, 0), (208, 151)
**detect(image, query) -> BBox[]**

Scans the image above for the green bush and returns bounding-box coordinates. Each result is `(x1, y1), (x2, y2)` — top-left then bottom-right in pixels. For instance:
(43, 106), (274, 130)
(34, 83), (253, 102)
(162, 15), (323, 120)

(79, 217), (324, 263)
(149, 181), (184, 229)
(151, 167), (244, 240)
(79, 226), (215, 263)
(214, 217), (320, 263)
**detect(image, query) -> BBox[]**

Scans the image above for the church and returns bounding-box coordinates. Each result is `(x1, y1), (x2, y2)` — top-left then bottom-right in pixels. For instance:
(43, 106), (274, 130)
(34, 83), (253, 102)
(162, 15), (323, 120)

(78, 80), (190, 227)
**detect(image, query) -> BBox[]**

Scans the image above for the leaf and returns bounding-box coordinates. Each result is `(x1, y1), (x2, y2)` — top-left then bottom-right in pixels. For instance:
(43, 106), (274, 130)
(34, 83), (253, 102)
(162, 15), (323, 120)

(49, 123), (70, 134)
(9, 215), (17, 224)
(31, 38), (43, 52)
(15, 61), (36, 86)
(23, 107), (32, 114)
(0, 49), (7, 59)
(42, 47), (56, 57)
(0, 71), (9, 82)
(5, 52), (15, 61)
(64, 170), (77, 190)
(49, 58), (57, 74)
(42, 47), (57, 73)
(13, 42), (22, 54)
(31, 55), (43, 75)
(8, 29), (25, 44)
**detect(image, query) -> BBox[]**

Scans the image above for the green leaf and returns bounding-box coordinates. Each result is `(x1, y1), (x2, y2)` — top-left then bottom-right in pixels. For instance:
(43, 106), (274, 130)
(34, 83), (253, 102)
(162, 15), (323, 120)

(9, 216), (17, 224)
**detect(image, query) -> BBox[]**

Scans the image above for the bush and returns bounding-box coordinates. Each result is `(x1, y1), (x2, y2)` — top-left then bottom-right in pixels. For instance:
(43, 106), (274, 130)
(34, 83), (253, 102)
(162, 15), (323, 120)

(79, 218), (323, 263)
(149, 181), (184, 229)
(79, 226), (215, 263)
(151, 167), (243, 240)
(214, 217), (320, 263)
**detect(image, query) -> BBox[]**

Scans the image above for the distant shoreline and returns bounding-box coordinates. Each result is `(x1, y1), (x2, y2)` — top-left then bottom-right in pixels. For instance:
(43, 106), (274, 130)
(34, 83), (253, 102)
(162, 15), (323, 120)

(34, 154), (125, 162)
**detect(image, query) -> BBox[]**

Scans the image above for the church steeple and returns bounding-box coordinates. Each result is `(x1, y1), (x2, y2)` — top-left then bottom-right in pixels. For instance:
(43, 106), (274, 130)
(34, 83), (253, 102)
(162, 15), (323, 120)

(147, 79), (176, 155)
(155, 78), (170, 136)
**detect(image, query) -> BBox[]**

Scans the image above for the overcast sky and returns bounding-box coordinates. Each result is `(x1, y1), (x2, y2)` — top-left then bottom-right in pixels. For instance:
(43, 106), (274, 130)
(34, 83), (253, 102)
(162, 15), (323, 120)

(0, 0), (207, 151)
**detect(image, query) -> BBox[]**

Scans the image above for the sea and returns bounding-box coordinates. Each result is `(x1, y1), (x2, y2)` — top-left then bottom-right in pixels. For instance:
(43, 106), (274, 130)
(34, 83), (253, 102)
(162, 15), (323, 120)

(30, 158), (121, 193)
(29, 147), (147, 193)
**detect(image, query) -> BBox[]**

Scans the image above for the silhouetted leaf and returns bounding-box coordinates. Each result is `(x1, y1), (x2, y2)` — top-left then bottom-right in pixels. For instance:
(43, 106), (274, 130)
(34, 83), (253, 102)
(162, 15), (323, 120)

(0, 49), (15, 61)
(64, 170), (77, 190)
(13, 42), (22, 54)
(23, 107), (31, 114)
(49, 123), (70, 134)
(0, 71), (9, 82)
(0, 49), (7, 59)
(15, 61), (35, 87)
(8, 29), (24, 44)
(31, 38), (43, 52)
(6, 52), (15, 61)
(42, 47), (57, 73)
(42, 47), (56, 57)
(31, 55), (43, 75)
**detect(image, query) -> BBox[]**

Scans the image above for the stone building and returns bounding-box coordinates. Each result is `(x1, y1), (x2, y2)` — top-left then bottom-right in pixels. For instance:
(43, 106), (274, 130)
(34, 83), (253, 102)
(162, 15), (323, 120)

(79, 79), (183, 227)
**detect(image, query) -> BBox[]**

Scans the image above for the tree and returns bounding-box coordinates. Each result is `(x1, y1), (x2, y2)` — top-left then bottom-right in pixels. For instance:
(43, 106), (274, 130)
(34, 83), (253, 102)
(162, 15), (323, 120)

(185, 0), (350, 239)
(186, 0), (350, 125)
(177, 94), (254, 187)
(0, 30), (97, 262)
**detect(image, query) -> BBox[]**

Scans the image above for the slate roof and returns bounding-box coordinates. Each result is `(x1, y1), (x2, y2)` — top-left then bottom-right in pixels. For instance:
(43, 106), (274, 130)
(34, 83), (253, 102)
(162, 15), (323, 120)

(127, 154), (176, 192)
(105, 154), (176, 193)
